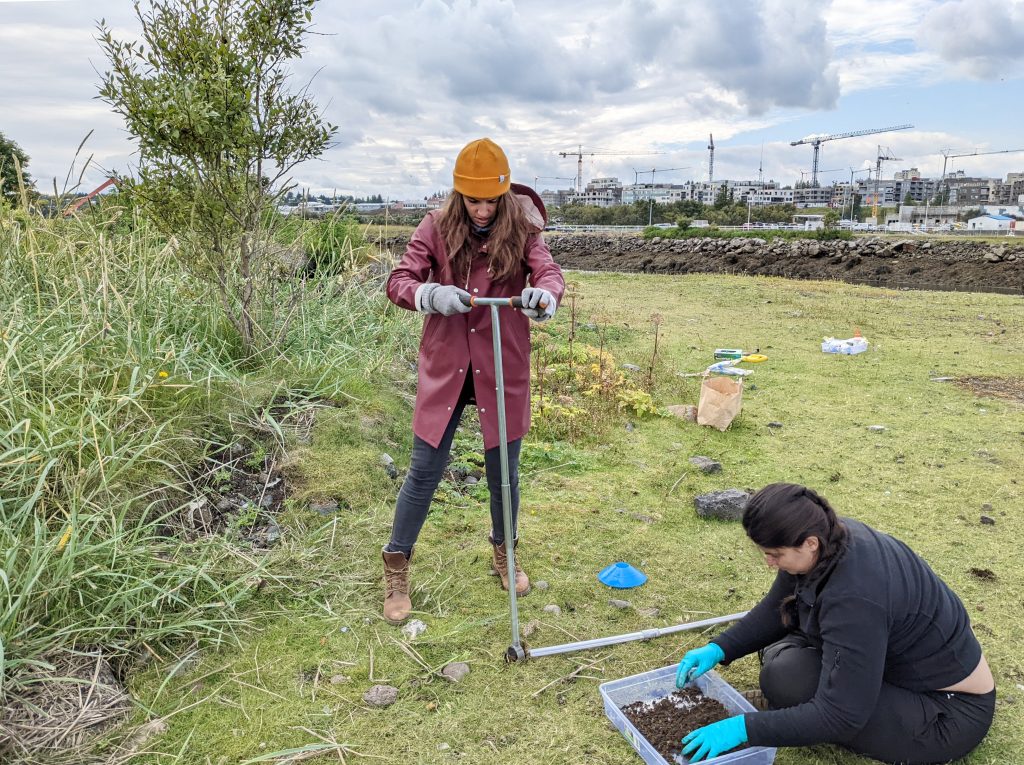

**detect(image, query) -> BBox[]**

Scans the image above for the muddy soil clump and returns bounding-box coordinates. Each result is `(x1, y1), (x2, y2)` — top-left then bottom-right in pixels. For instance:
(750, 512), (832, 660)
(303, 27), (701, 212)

(621, 688), (743, 762)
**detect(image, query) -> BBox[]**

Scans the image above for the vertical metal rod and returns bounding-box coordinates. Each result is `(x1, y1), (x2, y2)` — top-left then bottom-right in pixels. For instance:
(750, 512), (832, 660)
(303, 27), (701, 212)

(490, 304), (521, 653)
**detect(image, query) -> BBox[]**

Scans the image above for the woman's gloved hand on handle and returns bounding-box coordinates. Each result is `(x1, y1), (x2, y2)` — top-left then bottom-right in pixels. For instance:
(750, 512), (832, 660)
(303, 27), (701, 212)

(421, 284), (472, 316)
(520, 287), (556, 322)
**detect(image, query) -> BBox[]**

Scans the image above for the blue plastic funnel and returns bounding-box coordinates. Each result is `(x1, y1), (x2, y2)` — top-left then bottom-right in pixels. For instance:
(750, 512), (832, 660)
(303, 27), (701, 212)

(598, 561), (647, 589)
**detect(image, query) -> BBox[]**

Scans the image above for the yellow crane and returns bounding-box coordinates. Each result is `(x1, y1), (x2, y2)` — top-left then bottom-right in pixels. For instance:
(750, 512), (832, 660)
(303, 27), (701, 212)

(872, 146), (902, 222)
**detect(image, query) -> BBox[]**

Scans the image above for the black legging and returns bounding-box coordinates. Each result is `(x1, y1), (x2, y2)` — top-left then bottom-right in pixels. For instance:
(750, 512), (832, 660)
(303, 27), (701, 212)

(759, 633), (995, 765)
(387, 373), (521, 554)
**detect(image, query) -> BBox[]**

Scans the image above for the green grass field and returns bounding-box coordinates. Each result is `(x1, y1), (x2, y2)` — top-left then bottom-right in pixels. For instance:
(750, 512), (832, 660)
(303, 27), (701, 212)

(114, 271), (1023, 765)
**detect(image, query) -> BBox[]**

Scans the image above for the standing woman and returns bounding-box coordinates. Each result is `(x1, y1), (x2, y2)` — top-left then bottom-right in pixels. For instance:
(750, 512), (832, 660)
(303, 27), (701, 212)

(381, 138), (565, 625)
(675, 483), (995, 764)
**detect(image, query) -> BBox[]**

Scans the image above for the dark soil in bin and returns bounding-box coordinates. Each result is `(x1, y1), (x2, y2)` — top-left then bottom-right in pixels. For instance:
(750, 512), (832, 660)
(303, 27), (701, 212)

(621, 688), (746, 762)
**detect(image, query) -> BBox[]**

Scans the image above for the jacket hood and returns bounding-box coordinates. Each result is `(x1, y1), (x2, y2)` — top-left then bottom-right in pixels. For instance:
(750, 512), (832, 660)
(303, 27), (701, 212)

(510, 182), (548, 232)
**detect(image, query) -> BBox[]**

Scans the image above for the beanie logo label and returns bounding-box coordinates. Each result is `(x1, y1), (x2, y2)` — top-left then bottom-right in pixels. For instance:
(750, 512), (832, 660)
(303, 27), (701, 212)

(499, 174), (506, 183)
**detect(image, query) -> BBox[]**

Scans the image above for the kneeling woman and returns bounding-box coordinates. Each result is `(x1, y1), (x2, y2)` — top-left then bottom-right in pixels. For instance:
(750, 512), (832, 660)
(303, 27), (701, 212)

(675, 483), (995, 764)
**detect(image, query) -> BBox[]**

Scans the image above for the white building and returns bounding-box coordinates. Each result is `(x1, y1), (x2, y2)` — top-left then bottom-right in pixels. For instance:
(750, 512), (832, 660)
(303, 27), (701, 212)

(621, 183), (687, 205)
(570, 177), (623, 207)
(896, 205), (959, 227)
(979, 204), (1024, 218)
(539, 188), (573, 209)
(967, 214), (1017, 232)
(751, 187), (795, 206)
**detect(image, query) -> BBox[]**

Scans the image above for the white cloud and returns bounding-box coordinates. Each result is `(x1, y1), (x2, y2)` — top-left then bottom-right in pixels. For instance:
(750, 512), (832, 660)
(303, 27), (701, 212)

(917, 0), (1024, 77)
(0, 0), (1020, 198)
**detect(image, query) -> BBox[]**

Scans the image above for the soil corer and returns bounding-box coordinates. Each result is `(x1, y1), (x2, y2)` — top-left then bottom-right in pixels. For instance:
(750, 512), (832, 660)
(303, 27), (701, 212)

(466, 295), (748, 662)
(461, 294), (531, 660)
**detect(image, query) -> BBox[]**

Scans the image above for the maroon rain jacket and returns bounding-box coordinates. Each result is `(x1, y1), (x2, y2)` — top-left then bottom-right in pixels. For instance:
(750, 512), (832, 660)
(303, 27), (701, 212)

(386, 184), (565, 450)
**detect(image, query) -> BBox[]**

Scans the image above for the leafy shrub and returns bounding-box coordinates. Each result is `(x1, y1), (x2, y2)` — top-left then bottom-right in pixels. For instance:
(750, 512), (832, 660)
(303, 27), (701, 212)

(530, 333), (660, 441)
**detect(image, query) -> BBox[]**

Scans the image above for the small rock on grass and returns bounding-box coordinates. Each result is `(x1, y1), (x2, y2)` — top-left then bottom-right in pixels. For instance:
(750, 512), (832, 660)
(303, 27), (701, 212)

(867, 425), (888, 432)
(543, 604), (562, 617)
(688, 456), (721, 474)
(380, 453), (399, 479)
(694, 489), (749, 522)
(522, 619), (541, 638)
(330, 674), (351, 685)
(666, 404), (698, 422)
(534, 580), (549, 591)
(441, 662), (470, 683)
(980, 515), (996, 526)
(401, 619), (427, 640)
(638, 607), (661, 619)
(363, 684), (399, 707)
(767, 421), (783, 429)
(609, 599), (631, 610)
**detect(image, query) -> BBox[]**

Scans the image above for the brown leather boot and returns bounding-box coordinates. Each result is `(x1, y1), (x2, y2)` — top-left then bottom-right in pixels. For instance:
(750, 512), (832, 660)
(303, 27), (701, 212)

(382, 547), (412, 624)
(490, 537), (530, 596)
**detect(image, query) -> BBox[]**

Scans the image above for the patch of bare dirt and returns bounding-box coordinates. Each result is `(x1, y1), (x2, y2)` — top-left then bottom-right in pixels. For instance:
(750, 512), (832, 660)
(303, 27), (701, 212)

(550, 235), (1024, 295)
(955, 376), (1024, 404)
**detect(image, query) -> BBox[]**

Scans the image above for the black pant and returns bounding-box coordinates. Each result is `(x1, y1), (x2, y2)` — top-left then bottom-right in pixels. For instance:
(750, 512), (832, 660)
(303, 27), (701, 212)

(387, 374), (521, 555)
(759, 633), (995, 765)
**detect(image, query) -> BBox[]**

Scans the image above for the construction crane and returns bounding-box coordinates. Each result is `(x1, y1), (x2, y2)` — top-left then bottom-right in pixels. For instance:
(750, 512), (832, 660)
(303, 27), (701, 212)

(707, 134), (715, 185)
(557, 145), (660, 194)
(940, 147), (1024, 181)
(533, 176), (574, 190)
(791, 124), (913, 187)
(872, 146), (902, 222)
(632, 167), (691, 184)
(633, 166), (692, 225)
(799, 168), (844, 187)
(937, 147), (1024, 202)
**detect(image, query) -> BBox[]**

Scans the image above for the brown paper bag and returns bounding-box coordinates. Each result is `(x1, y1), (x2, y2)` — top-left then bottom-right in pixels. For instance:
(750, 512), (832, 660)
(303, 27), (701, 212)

(697, 376), (743, 431)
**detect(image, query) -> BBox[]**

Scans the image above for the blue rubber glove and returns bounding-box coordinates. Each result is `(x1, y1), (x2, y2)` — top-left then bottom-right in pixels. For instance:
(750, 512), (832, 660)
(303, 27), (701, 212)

(520, 286), (556, 322)
(681, 715), (748, 762)
(675, 643), (725, 688)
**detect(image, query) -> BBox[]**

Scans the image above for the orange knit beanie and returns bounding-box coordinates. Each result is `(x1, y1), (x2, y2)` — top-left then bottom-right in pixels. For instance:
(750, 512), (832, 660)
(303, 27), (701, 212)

(453, 138), (511, 198)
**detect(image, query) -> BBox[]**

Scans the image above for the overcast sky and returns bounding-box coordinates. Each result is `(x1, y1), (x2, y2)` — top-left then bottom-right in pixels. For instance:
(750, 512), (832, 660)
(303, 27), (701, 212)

(2, 0), (1023, 200)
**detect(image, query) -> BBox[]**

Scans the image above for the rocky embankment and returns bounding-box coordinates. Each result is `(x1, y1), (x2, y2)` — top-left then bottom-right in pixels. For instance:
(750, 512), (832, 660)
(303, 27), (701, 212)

(548, 234), (1023, 294)
(376, 233), (1024, 294)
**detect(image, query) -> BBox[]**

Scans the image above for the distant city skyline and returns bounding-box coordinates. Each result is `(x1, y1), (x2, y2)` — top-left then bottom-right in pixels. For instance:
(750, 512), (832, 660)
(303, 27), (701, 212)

(2, 0), (1023, 199)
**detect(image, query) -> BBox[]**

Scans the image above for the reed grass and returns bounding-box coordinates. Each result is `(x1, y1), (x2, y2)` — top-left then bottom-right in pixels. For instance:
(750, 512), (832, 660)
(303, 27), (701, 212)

(0, 202), (413, 759)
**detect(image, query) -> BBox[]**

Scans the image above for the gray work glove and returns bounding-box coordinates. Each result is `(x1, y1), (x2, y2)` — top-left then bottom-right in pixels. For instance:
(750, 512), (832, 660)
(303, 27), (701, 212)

(520, 287), (556, 322)
(421, 283), (472, 316)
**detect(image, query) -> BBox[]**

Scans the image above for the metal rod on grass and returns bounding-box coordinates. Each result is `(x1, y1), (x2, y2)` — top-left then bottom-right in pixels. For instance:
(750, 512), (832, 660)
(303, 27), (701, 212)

(524, 611), (749, 660)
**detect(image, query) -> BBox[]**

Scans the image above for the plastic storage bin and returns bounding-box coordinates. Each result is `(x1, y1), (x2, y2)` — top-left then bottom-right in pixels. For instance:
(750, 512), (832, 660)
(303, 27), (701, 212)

(600, 665), (776, 765)
(821, 336), (868, 355)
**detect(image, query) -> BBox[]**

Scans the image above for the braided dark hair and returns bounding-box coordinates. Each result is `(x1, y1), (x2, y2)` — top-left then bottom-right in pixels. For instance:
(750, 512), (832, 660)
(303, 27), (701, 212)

(742, 483), (849, 626)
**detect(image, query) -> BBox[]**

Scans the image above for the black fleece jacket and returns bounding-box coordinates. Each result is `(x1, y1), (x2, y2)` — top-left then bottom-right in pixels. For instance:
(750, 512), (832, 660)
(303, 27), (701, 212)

(713, 518), (982, 747)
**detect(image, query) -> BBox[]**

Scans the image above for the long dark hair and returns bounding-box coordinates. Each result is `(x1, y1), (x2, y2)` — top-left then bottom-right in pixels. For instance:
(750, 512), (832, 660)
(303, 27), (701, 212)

(743, 483), (849, 626)
(436, 190), (528, 283)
